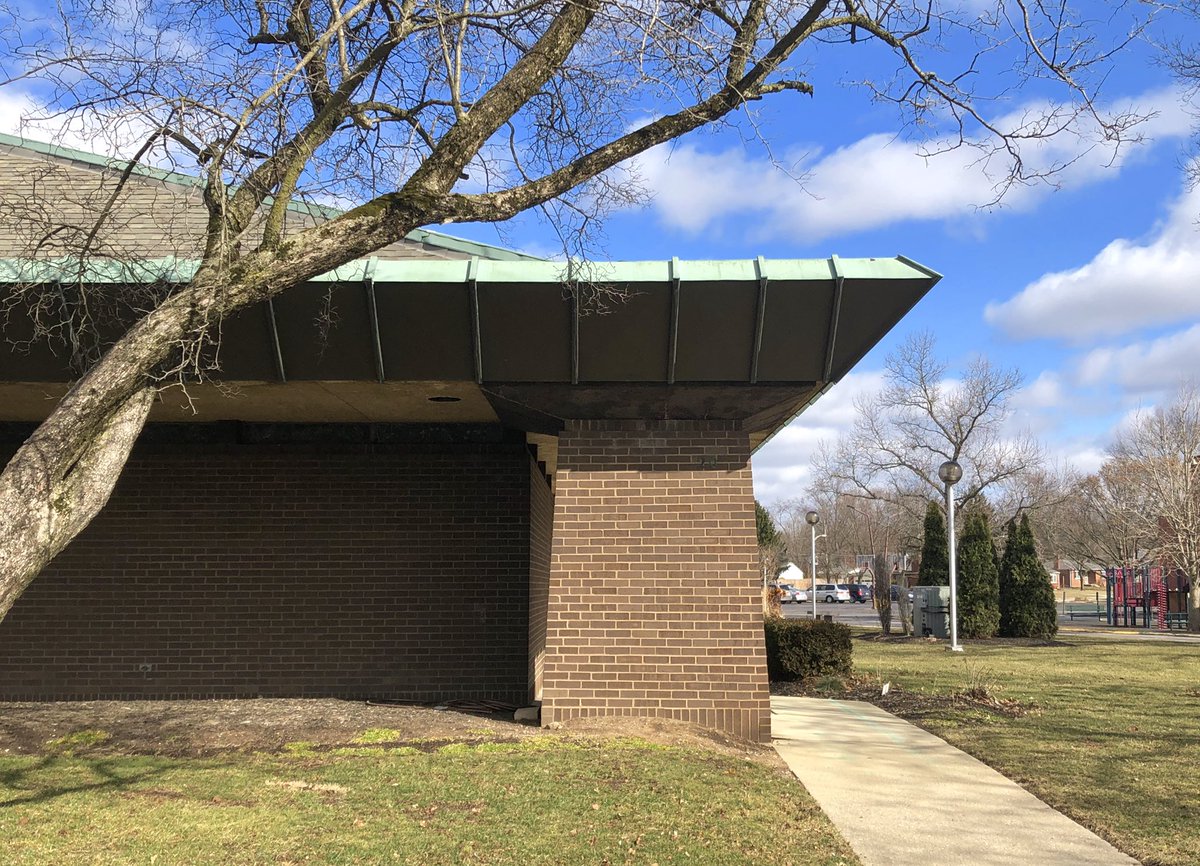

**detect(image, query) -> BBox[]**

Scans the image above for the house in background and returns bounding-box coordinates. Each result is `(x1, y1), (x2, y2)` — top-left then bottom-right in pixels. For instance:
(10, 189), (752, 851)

(0, 134), (939, 741)
(776, 562), (807, 589)
(1048, 558), (1106, 590)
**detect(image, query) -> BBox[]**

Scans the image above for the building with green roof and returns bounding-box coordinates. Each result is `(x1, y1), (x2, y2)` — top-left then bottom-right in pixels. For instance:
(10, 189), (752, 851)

(0, 133), (938, 740)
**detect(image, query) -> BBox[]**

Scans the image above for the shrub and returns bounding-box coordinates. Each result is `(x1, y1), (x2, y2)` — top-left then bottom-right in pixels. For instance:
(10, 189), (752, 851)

(764, 617), (853, 681)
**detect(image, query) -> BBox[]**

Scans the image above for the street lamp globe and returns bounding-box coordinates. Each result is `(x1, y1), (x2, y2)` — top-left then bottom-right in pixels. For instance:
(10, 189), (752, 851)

(805, 510), (819, 526)
(938, 460), (963, 485)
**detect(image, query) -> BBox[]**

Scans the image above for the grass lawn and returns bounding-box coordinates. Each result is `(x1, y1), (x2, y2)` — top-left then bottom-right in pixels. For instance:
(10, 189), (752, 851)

(0, 736), (858, 865)
(849, 636), (1199, 866)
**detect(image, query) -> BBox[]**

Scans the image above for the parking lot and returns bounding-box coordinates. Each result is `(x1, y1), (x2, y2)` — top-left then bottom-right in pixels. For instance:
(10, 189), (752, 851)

(780, 598), (902, 627)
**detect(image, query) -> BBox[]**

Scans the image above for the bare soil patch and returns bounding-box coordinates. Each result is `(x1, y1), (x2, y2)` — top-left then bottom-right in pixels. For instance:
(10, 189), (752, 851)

(0, 698), (781, 767)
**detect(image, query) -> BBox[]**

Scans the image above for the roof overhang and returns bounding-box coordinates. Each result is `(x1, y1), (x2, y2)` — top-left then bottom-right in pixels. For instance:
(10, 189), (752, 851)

(0, 255), (940, 448)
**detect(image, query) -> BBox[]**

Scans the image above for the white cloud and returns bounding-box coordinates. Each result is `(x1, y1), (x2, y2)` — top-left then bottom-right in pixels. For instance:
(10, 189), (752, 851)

(0, 90), (38, 136)
(752, 371), (885, 501)
(986, 184), (1200, 341)
(1066, 446), (1108, 475)
(1075, 322), (1200, 393)
(1013, 370), (1066, 411)
(636, 87), (1191, 243)
(0, 87), (185, 168)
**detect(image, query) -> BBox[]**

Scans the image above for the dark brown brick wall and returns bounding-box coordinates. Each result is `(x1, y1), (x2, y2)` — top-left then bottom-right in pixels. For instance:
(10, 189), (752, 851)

(0, 434), (535, 703)
(540, 420), (771, 742)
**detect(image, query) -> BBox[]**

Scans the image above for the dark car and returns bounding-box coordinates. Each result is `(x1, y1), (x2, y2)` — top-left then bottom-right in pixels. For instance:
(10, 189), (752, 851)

(848, 584), (872, 603)
(890, 585), (915, 602)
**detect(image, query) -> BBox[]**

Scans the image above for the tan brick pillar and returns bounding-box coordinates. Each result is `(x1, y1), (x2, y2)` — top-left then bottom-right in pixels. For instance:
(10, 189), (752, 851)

(540, 420), (770, 742)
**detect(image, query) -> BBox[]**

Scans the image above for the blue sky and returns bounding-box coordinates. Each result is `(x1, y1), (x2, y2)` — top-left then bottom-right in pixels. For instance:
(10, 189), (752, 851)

(447, 6), (1200, 503)
(3, 2), (1197, 505)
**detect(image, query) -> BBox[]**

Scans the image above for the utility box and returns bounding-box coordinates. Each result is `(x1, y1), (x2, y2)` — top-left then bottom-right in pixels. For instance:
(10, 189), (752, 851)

(912, 586), (951, 638)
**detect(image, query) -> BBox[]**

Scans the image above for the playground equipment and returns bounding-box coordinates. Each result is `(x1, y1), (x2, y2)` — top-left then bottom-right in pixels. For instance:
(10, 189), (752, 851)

(1105, 566), (1190, 630)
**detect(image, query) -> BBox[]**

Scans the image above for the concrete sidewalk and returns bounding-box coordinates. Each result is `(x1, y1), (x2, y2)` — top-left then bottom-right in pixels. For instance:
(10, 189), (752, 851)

(772, 697), (1139, 866)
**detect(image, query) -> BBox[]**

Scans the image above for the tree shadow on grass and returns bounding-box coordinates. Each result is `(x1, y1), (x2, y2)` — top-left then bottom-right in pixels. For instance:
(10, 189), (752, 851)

(0, 755), (172, 808)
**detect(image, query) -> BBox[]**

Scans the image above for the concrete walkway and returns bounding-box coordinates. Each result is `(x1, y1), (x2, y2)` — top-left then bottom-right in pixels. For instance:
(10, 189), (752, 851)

(772, 697), (1139, 866)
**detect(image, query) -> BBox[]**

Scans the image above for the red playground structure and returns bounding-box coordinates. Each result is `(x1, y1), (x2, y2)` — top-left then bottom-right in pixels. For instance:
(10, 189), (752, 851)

(1106, 567), (1190, 629)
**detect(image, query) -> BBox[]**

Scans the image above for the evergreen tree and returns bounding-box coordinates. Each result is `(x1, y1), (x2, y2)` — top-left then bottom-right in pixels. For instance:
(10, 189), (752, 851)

(998, 517), (1016, 621)
(956, 510), (1000, 638)
(999, 513), (1058, 638)
(755, 500), (787, 594)
(756, 500), (782, 550)
(917, 500), (949, 586)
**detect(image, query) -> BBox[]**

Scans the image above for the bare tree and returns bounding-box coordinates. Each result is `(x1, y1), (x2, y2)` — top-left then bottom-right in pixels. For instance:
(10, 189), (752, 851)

(822, 332), (1045, 518)
(1054, 459), (1156, 571)
(796, 485), (919, 634)
(844, 498), (913, 636)
(773, 494), (848, 583)
(1108, 383), (1200, 632)
(0, 0), (1150, 622)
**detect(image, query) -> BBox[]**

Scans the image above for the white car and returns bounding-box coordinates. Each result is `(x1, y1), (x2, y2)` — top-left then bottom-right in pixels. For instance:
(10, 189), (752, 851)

(813, 583), (852, 603)
(782, 584), (809, 603)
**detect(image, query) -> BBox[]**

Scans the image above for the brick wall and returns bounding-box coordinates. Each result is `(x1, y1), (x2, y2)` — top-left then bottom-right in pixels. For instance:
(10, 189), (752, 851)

(528, 462), (553, 701)
(0, 431), (535, 702)
(540, 420), (771, 742)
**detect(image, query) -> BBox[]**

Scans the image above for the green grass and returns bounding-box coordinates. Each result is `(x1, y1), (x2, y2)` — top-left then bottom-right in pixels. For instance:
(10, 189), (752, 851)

(352, 727), (405, 744)
(44, 729), (112, 755)
(0, 738), (858, 866)
(853, 636), (1200, 866)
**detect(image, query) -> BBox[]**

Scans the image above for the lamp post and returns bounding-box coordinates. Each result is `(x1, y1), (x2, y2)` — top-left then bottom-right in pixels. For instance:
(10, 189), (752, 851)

(806, 511), (820, 620)
(938, 460), (964, 652)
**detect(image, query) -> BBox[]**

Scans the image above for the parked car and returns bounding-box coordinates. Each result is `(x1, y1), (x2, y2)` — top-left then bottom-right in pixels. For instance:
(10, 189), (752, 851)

(813, 583), (852, 604)
(848, 584), (872, 604)
(890, 585), (915, 602)
(774, 583), (809, 604)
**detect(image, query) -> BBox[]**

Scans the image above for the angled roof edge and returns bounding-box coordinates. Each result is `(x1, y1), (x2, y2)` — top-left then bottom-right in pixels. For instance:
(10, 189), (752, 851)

(0, 131), (540, 262)
(0, 255), (942, 286)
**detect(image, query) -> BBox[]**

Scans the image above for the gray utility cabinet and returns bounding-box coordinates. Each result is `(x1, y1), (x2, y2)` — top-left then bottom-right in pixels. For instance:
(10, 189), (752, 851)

(912, 586), (951, 638)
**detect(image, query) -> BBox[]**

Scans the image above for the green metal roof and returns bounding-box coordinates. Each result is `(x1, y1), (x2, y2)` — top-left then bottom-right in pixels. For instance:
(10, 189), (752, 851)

(0, 254), (941, 285)
(0, 132), (541, 262)
(0, 250), (940, 447)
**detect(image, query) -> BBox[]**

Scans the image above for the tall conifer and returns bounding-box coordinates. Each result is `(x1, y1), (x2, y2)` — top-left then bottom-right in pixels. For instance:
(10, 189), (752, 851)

(918, 500), (949, 586)
(999, 513), (1058, 638)
(957, 510), (1000, 638)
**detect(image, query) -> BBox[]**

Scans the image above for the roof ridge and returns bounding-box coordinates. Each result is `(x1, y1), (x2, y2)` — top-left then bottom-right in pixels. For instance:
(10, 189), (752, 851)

(0, 131), (541, 262)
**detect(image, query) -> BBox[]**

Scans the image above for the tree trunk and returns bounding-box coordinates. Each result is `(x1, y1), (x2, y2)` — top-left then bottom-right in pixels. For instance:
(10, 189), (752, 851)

(873, 555), (891, 635)
(1190, 582), (1200, 634)
(0, 200), (434, 626)
(896, 575), (913, 636)
(0, 388), (154, 621)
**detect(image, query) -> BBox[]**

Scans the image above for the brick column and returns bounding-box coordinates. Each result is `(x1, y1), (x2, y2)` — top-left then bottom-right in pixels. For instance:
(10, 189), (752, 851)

(540, 420), (770, 742)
